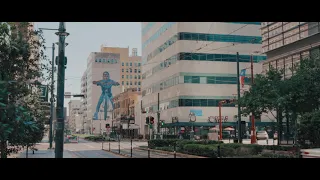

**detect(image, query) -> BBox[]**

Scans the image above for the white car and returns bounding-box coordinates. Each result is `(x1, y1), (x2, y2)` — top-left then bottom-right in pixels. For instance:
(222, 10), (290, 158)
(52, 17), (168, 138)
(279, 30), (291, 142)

(256, 130), (269, 140)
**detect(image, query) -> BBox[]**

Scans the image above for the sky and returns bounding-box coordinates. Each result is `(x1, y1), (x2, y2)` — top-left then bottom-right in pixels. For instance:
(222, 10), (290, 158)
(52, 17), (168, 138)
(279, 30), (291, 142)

(35, 22), (142, 115)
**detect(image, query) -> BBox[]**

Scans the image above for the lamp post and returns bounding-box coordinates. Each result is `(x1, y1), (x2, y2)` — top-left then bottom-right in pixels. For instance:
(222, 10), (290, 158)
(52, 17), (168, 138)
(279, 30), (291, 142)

(236, 52), (242, 143)
(189, 112), (196, 140)
(54, 22), (69, 158)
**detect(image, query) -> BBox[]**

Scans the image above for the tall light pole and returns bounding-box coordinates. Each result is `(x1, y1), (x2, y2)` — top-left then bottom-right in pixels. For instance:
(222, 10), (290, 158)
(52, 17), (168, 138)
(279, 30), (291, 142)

(54, 22), (69, 158)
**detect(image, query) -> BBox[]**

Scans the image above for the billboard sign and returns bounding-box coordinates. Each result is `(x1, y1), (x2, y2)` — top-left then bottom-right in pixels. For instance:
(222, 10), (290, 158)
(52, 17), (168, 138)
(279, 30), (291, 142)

(190, 109), (202, 116)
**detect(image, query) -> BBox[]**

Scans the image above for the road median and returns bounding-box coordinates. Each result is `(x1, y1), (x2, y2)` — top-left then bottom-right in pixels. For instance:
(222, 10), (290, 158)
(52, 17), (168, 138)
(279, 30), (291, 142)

(134, 147), (207, 158)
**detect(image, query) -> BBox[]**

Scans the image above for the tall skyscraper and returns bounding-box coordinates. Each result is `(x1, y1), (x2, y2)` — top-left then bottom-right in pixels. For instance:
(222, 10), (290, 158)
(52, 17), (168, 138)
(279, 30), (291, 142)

(141, 22), (266, 130)
(261, 22), (320, 78)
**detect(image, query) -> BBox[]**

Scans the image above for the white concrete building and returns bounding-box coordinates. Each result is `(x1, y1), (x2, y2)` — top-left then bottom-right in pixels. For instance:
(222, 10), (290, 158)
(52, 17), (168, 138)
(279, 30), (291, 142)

(134, 95), (147, 135)
(68, 100), (82, 133)
(141, 22), (267, 130)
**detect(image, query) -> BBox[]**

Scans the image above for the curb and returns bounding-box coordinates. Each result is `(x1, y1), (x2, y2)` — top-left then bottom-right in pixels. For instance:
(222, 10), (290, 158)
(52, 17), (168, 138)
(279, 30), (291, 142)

(102, 149), (132, 158)
(134, 147), (207, 158)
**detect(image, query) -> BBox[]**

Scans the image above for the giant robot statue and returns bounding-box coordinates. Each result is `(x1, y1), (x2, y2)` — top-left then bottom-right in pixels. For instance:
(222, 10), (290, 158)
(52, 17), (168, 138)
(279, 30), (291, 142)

(93, 71), (120, 120)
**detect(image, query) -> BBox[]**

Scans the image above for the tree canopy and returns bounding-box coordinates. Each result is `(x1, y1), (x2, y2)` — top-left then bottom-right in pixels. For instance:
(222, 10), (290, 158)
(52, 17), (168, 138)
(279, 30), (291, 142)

(0, 22), (50, 158)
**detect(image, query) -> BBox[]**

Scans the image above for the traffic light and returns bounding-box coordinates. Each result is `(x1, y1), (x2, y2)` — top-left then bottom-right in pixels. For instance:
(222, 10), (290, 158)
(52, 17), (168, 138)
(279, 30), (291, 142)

(146, 117), (150, 124)
(160, 120), (165, 126)
(150, 117), (155, 124)
(105, 124), (110, 128)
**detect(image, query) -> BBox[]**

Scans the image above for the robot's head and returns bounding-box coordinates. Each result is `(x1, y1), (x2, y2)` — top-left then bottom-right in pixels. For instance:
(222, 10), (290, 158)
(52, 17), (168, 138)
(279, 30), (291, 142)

(103, 71), (109, 80)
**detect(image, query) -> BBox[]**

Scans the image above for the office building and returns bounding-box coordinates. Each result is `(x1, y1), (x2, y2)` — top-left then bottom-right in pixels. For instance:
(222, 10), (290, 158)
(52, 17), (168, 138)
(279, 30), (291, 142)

(82, 46), (142, 134)
(141, 22), (266, 131)
(261, 22), (320, 78)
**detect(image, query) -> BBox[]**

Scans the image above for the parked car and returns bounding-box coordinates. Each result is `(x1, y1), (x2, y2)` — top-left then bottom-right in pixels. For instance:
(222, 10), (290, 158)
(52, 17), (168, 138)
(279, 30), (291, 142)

(256, 130), (269, 140)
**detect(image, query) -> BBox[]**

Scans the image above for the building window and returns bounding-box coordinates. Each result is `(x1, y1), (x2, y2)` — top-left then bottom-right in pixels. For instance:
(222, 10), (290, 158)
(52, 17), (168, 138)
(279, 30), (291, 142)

(138, 75), (141, 79)
(130, 75), (132, 79)
(135, 81), (137, 85)
(122, 81), (124, 85)
(126, 69), (128, 73)
(126, 81), (129, 85)
(126, 75), (129, 79)
(130, 69), (132, 73)
(134, 69), (137, 73)
(122, 69), (124, 72)
(95, 59), (98, 62)
(138, 82), (141, 85)
(130, 62), (132, 66)
(130, 81), (132, 85)
(138, 69), (141, 73)
(134, 75), (137, 79)
(122, 75), (124, 79)
(122, 62), (124, 66)
(138, 88), (141, 91)
(178, 53), (266, 63)
(138, 63), (141, 66)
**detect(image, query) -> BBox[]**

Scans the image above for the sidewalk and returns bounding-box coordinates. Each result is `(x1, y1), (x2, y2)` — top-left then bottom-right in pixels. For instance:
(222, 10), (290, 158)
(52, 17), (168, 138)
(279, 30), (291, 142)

(17, 149), (77, 158)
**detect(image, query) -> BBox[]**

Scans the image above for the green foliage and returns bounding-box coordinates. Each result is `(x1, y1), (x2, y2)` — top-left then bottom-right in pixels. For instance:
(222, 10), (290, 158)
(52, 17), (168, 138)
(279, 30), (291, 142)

(297, 111), (320, 148)
(0, 22), (49, 158)
(84, 135), (106, 142)
(182, 144), (218, 158)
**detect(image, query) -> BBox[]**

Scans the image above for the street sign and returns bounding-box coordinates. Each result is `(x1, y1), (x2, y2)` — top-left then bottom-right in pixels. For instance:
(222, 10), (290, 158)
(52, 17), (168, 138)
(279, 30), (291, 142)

(64, 92), (71, 98)
(39, 85), (48, 102)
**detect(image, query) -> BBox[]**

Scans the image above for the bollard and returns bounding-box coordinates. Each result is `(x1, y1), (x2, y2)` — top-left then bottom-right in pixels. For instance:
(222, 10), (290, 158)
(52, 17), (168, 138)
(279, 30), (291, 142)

(147, 141), (150, 158)
(102, 141), (103, 150)
(130, 138), (133, 158)
(174, 141), (176, 158)
(266, 139), (268, 145)
(217, 144), (221, 158)
(109, 138), (111, 151)
(118, 138), (120, 154)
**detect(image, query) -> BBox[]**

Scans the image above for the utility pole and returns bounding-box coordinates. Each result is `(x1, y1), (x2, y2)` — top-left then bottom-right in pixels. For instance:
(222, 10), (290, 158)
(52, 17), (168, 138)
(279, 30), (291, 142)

(49, 43), (55, 149)
(236, 52), (242, 143)
(54, 22), (69, 158)
(157, 93), (160, 134)
(250, 54), (257, 144)
(128, 98), (130, 138)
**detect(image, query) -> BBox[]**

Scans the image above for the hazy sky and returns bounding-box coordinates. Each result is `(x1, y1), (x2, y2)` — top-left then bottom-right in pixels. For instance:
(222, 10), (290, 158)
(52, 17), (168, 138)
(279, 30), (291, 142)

(35, 22), (142, 115)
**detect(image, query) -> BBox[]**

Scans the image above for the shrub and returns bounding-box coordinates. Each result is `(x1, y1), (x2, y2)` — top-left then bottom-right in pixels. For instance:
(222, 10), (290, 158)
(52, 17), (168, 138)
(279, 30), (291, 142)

(149, 139), (177, 148)
(183, 144), (218, 158)
(155, 146), (174, 152)
(261, 153), (296, 158)
(84, 135), (105, 142)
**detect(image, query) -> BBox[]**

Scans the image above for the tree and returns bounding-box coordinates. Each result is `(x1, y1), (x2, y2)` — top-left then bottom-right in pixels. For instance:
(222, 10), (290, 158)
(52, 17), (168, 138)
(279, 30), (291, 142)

(297, 110), (320, 148)
(0, 22), (49, 158)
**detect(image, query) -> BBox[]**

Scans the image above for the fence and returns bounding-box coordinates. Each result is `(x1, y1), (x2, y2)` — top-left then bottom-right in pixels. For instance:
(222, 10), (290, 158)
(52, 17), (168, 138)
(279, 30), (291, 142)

(101, 138), (179, 158)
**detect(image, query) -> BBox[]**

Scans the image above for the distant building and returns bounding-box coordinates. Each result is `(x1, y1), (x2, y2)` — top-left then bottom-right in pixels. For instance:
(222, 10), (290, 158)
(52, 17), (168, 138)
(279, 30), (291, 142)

(113, 88), (141, 137)
(68, 100), (81, 133)
(81, 46), (142, 135)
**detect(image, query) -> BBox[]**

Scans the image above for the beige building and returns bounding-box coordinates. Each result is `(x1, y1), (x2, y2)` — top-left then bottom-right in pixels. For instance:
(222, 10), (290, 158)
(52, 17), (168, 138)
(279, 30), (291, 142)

(101, 46), (142, 92)
(261, 22), (320, 78)
(68, 100), (81, 133)
(113, 88), (141, 137)
(81, 46), (142, 135)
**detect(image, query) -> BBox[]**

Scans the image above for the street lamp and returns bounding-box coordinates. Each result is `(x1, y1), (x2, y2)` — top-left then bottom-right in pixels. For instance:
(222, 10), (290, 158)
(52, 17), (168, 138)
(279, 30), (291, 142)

(55, 22), (69, 158)
(189, 112), (196, 140)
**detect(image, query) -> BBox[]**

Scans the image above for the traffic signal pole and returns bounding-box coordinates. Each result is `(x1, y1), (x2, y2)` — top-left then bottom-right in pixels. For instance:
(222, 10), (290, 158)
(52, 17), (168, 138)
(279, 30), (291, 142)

(236, 52), (242, 143)
(157, 93), (160, 134)
(54, 22), (69, 158)
(250, 54), (257, 144)
(219, 101), (223, 140)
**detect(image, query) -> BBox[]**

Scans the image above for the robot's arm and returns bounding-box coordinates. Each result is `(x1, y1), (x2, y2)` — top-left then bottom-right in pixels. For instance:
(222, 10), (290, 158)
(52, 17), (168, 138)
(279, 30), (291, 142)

(93, 80), (102, 86)
(112, 80), (120, 86)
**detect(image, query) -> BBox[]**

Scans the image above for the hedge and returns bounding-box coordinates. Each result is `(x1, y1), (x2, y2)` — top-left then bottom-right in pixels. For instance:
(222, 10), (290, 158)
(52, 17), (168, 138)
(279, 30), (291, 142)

(148, 139), (297, 158)
(84, 135), (105, 142)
